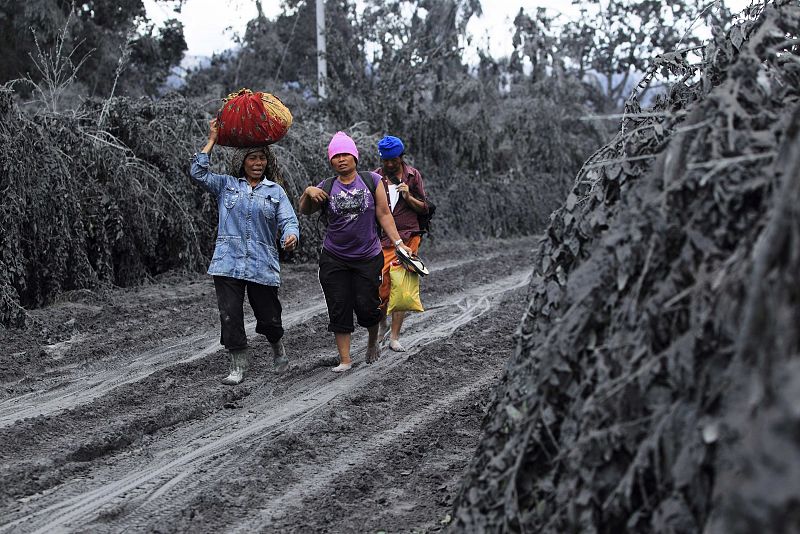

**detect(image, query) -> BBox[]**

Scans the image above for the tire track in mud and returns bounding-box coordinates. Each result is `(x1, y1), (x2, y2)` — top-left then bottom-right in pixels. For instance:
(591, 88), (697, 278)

(0, 299), (326, 429)
(0, 250), (513, 429)
(0, 269), (531, 534)
(230, 374), (497, 533)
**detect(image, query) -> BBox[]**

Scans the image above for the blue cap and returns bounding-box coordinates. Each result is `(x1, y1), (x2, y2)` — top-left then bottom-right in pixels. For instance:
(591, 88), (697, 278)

(378, 135), (404, 159)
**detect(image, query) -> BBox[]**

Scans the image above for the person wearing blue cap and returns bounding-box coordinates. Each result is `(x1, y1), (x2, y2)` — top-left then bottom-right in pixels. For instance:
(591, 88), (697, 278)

(298, 132), (412, 372)
(373, 135), (430, 352)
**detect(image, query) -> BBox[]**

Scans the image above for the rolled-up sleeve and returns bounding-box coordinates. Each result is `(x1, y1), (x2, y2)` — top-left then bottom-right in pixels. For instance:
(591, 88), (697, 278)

(190, 152), (226, 196)
(411, 171), (429, 214)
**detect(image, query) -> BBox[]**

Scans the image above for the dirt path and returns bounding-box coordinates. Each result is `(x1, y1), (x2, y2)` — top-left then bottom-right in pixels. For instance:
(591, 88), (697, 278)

(0, 237), (535, 533)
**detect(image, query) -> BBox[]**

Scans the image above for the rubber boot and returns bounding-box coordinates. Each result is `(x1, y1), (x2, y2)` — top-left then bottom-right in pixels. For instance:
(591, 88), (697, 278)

(271, 340), (289, 373)
(221, 349), (249, 385)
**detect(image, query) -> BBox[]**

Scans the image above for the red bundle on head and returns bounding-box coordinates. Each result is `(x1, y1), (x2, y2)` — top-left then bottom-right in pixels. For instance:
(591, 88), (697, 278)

(216, 88), (293, 147)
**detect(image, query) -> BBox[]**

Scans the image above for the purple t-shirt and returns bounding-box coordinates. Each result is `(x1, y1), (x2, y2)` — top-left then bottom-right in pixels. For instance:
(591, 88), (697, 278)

(317, 172), (382, 260)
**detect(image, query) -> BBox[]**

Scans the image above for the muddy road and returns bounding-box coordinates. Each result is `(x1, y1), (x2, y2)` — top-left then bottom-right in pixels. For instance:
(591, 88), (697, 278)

(0, 237), (536, 533)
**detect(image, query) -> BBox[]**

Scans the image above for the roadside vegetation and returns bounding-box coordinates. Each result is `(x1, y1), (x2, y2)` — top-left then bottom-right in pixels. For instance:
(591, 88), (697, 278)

(0, 0), (724, 326)
(2, 1), (798, 532)
(454, 2), (800, 531)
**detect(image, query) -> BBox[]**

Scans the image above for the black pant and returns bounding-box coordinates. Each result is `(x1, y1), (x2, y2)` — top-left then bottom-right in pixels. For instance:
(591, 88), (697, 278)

(318, 249), (384, 333)
(213, 276), (283, 350)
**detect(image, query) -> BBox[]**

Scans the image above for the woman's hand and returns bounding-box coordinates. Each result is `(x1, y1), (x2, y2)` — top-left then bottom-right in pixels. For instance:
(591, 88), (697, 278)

(208, 118), (219, 143)
(298, 186), (327, 215)
(201, 119), (219, 154)
(397, 242), (413, 255)
(283, 234), (298, 252)
(304, 186), (329, 204)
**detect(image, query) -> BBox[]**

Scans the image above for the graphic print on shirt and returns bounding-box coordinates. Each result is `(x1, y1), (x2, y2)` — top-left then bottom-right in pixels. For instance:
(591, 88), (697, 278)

(330, 188), (368, 222)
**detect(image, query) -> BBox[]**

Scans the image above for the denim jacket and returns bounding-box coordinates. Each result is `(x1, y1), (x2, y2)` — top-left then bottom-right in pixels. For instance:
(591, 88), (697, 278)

(190, 152), (300, 287)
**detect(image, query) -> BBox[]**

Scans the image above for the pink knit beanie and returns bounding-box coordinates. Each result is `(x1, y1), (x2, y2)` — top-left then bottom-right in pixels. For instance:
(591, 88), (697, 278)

(327, 131), (359, 162)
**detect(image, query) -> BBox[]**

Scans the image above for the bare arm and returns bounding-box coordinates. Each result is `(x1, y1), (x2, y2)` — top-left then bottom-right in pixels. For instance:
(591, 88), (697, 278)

(298, 186), (328, 215)
(190, 119), (226, 195)
(374, 184), (412, 253)
(397, 174), (427, 214)
(201, 119), (218, 153)
(399, 184), (426, 213)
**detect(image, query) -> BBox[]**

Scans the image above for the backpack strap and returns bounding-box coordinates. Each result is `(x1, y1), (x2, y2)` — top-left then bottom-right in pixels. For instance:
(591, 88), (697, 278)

(321, 176), (335, 197)
(358, 171), (383, 235)
(320, 173), (373, 204)
(317, 172), (381, 233)
(357, 171), (377, 201)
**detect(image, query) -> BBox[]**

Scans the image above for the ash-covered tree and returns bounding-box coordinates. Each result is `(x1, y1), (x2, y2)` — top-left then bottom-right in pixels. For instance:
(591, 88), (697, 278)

(357, 0), (481, 104)
(0, 0), (187, 98)
(180, 0), (602, 240)
(332, 0), (482, 150)
(182, 0), (363, 107)
(231, 0), (319, 92)
(124, 17), (187, 96)
(508, 7), (562, 84)
(558, 0), (735, 110)
(504, 0), (734, 112)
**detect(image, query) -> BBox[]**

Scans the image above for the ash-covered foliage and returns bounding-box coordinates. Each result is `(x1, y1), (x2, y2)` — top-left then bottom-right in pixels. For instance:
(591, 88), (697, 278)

(0, 94), (208, 326)
(419, 73), (601, 241)
(453, 1), (800, 532)
(0, 94), (332, 327)
(0, 0), (606, 327)
(0, 79), (597, 327)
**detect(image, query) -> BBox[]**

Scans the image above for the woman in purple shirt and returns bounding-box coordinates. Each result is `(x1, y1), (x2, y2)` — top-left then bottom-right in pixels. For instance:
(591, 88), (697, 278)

(299, 131), (411, 372)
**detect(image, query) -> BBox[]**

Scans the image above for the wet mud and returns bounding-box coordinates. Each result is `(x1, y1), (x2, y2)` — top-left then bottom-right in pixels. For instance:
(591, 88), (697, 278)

(0, 236), (536, 533)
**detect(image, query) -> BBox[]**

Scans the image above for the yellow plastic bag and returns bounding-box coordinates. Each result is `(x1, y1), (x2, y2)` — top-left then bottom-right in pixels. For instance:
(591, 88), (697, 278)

(387, 265), (424, 314)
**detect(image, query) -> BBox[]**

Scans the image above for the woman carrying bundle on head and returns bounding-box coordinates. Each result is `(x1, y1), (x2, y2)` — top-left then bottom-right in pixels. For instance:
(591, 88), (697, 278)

(190, 118), (300, 385)
(298, 131), (412, 373)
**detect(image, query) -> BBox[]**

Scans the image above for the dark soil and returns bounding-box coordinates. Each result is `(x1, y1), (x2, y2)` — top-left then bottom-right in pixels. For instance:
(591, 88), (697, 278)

(0, 236), (536, 533)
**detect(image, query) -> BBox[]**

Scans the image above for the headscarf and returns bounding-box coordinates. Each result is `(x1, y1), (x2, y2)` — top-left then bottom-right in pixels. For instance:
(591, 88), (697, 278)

(377, 135), (404, 159)
(228, 145), (283, 185)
